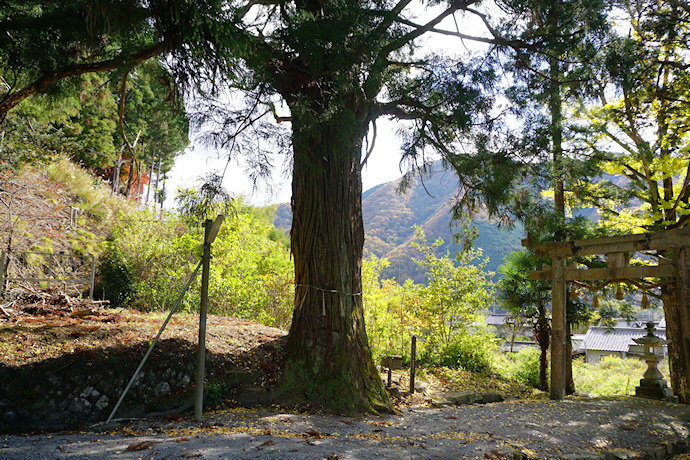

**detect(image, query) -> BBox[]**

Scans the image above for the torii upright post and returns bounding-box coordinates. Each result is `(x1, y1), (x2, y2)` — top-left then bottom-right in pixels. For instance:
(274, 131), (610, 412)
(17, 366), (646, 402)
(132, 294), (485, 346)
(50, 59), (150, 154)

(551, 256), (567, 400)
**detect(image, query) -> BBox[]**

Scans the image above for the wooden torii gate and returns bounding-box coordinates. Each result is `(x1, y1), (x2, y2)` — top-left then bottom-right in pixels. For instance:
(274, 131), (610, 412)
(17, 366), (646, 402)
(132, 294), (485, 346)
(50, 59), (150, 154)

(523, 227), (690, 400)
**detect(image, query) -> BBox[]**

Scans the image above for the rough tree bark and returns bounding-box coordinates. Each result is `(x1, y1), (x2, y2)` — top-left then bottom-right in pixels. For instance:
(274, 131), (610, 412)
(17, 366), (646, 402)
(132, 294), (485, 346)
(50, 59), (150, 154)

(667, 247), (690, 403)
(282, 92), (390, 413)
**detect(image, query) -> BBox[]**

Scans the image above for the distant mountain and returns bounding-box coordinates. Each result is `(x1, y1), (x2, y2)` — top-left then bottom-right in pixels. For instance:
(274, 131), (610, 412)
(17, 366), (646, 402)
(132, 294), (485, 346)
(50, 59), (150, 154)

(272, 166), (524, 283)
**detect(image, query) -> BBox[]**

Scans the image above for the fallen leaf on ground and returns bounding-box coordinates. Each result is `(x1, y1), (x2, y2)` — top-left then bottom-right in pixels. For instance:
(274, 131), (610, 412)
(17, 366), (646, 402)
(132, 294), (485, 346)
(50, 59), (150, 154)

(126, 440), (159, 451)
(258, 440), (274, 448)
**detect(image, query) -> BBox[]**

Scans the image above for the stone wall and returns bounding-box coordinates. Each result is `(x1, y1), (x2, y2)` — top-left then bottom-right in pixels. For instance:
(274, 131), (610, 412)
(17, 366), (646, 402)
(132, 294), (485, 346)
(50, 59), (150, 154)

(0, 339), (200, 433)
(0, 335), (282, 434)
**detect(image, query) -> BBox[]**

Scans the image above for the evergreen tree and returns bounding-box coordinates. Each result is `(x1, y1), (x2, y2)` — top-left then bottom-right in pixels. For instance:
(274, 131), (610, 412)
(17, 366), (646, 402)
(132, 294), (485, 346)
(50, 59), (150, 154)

(182, 1), (515, 412)
(0, 0), (170, 122)
(449, 0), (610, 397)
(498, 249), (552, 392)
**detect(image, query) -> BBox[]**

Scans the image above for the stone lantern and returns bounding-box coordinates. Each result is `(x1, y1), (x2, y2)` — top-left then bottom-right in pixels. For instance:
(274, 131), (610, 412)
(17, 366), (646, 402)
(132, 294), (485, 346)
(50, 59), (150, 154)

(633, 321), (674, 401)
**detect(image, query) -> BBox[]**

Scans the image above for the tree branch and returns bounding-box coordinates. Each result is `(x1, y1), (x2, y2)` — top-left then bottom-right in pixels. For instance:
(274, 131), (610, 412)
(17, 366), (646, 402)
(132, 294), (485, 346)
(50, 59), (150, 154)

(381, 1), (477, 56)
(361, 0), (414, 47)
(361, 119), (377, 167)
(667, 0), (690, 15)
(236, 0), (284, 20)
(0, 40), (168, 123)
(372, 99), (430, 120)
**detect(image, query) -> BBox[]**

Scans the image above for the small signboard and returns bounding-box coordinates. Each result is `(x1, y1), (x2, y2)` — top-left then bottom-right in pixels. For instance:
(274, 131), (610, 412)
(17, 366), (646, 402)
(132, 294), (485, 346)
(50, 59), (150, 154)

(381, 355), (403, 370)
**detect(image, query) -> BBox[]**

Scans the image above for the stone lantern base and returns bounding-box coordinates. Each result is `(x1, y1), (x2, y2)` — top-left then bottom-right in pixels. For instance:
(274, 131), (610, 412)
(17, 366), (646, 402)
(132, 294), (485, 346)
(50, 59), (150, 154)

(635, 378), (676, 402)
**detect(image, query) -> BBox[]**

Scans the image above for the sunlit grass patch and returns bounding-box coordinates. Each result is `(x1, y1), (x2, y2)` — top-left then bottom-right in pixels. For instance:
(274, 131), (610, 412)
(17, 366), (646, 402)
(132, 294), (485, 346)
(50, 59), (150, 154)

(573, 355), (669, 396)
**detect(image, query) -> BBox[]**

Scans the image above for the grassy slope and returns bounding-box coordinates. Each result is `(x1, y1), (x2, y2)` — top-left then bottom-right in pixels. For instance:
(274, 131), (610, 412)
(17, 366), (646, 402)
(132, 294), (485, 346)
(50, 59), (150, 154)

(0, 160), (136, 258)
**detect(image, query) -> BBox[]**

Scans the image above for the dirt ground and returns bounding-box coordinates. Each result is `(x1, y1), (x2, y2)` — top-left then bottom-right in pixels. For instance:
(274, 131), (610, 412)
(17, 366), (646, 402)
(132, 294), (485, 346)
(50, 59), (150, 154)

(2, 396), (690, 459)
(0, 289), (532, 409)
(0, 289), (287, 369)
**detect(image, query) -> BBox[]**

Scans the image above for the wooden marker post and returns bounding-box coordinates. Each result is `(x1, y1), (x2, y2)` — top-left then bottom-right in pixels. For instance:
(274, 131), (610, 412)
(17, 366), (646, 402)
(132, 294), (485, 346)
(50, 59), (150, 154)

(410, 335), (417, 393)
(195, 215), (224, 422)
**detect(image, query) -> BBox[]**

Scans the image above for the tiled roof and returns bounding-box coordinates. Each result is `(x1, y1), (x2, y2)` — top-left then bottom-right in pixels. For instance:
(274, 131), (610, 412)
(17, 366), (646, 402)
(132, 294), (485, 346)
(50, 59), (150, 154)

(582, 326), (666, 353)
(486, 314), (508, 326)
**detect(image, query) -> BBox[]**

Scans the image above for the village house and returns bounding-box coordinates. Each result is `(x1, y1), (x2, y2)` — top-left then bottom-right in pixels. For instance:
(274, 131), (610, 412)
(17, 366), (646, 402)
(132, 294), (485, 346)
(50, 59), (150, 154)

(485, 313), (533, 340)
(575, 319), (667, 363)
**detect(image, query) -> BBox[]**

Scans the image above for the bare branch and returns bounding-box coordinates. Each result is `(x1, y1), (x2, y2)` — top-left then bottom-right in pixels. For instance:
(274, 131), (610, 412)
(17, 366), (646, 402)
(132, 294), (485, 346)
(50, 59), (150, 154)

(381, 1), (477, 56)
(236, 0), (284, 20)
(392, 9), (528, 50)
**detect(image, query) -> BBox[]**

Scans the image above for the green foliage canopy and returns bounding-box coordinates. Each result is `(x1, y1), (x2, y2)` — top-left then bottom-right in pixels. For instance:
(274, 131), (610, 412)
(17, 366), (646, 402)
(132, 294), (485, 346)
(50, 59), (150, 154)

(570, 1), (690, 232)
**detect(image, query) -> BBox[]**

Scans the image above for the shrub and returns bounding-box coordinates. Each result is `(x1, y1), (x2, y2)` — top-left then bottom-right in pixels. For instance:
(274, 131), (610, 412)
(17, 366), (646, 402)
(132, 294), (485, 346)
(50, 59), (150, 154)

(95, 239), (135, 306)
(411, 229), (494, 362)
(507, 347), (543, 389)
(95, 202), (294, 328)
(572, 355), (667, 396)
(363, 257), (417, 363)
(422, 333), (496, 374)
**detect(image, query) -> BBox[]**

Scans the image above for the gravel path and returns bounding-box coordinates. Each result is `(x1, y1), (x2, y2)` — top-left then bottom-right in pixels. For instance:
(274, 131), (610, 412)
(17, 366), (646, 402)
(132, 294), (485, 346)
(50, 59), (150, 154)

(2, 396), (690, 459)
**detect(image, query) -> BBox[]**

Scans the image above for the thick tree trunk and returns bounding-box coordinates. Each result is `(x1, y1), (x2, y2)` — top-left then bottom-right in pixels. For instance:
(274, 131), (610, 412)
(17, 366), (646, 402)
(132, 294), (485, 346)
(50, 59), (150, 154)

(667, 247), (690, 403)
(548, 55), (575, 397)
(283, 111), (390, 413)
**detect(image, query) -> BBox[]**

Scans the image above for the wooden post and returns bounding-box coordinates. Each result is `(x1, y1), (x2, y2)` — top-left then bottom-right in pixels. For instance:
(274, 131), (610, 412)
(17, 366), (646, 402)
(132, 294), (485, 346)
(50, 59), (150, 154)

(194, 215), (224, 422)
(47, 253), (52, 291)
(89, 255), (96, 300)
(550, 256), (567, 400)
(410, 335), (417, 393)
(0, 250), (5, 296)
(672, 246), (690, 403)
(106, 260), (203, 424)
(195, 219), (212, 422)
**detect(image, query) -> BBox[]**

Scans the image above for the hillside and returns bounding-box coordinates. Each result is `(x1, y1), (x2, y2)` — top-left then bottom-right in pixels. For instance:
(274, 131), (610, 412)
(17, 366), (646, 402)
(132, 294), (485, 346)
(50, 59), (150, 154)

(0, 161), (140, 298)
(273, 165), (524, 283)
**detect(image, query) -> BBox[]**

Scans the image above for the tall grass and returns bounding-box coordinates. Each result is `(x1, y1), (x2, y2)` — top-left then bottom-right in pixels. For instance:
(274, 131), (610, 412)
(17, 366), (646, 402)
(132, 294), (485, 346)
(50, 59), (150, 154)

(47, 158), (136, 222)
(573, 355), (670, 396)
